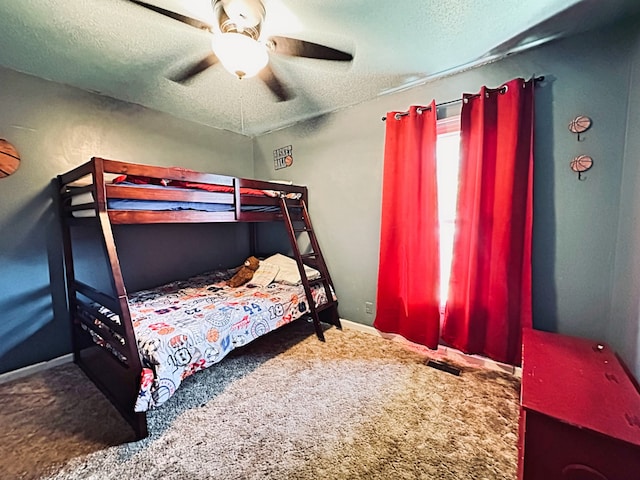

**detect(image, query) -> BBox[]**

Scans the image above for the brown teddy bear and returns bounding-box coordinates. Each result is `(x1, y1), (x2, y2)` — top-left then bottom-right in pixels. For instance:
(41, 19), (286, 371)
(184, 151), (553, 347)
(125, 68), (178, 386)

(227, 256), (260, 287)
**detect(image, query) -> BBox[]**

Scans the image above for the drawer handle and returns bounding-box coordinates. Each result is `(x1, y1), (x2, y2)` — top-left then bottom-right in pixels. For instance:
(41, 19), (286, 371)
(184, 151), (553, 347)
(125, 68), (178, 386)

(626, 412), (640, 429)
(562, 464), (608, 480)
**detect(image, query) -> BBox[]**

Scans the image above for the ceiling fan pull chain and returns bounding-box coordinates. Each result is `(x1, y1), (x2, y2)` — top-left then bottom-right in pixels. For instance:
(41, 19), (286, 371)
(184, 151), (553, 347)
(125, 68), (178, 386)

(240, 91), (245, 136)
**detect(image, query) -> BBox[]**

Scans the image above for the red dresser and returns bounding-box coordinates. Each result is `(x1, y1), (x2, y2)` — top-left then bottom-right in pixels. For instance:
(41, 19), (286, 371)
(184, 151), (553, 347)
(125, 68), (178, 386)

(518, 328), (640, 480)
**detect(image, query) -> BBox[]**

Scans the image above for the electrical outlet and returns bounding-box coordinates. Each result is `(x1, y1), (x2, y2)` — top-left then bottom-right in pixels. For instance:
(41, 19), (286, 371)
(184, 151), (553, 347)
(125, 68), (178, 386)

(365, 302), (374, 314)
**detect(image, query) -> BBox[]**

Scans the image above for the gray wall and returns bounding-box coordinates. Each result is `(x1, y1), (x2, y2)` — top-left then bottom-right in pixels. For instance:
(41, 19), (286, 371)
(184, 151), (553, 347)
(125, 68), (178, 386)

(0, 67), (253, 373)
(253, 18), (640, 378)
(609, 26), (640, 378)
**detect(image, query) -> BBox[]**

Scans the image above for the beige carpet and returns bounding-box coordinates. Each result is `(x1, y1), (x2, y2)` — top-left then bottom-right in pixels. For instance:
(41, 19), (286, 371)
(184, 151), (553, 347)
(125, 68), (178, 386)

(0, 321), (521, 480)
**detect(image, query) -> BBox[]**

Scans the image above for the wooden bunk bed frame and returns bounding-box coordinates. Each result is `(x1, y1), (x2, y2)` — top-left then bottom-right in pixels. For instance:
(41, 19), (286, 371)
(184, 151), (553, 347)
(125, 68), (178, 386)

(57, 157), (341, 440)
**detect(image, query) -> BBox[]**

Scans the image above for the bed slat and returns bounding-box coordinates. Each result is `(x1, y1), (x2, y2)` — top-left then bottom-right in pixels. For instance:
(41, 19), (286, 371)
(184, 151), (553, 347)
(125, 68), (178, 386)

(74, 280), (121, 313)
(76, 315), (130, 365)
(108, 210), (237, 224)
(101, 158), (234, 186)
(76, 300), (126, 336)
(61, 184), (95, 199)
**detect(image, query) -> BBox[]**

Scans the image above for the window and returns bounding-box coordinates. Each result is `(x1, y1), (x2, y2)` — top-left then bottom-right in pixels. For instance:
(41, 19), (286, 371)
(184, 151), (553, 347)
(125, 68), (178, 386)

(436, 116), (461, 311)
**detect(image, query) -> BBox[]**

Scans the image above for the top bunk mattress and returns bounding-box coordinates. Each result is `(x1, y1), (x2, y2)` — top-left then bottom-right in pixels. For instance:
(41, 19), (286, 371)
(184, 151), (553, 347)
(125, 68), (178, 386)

(59, 157), (306, 222)
(104, 182), (285, 213)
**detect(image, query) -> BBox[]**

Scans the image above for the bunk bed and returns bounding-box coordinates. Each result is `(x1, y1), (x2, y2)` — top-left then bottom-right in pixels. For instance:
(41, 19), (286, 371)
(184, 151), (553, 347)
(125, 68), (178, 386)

(57, 157), (341, 440)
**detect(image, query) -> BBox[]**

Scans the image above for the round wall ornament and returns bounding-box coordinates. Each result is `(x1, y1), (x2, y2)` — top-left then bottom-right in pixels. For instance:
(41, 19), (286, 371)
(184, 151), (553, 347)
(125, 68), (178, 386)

(0, 139), (20, 178)
(568, 115), (592, 134)
(570, 154), (593, 180)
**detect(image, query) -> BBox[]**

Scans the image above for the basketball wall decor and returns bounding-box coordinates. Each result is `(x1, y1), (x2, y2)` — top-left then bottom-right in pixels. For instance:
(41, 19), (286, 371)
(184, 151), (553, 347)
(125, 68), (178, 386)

(0, 139), (20, 178)
(570, 154), (593, 180)
(568, 115), (592, 141)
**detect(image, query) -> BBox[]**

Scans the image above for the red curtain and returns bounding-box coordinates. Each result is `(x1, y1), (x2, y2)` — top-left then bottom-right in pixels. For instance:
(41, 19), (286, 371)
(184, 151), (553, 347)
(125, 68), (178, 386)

(374, 102), (440, 349)
(442, 78), (534, 366)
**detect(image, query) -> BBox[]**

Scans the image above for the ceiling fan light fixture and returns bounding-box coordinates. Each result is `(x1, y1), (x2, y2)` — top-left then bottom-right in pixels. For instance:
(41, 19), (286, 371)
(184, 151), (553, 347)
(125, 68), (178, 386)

(212, 32), (269, 79)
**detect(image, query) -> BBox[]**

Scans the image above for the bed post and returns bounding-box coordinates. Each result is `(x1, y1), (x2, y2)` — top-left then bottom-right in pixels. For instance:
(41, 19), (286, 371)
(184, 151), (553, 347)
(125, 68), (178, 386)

(249, 223), (258, 256)
(58, 157), (148, 440)
(92, 157), (148, 439)
(58, 165), (87, 365)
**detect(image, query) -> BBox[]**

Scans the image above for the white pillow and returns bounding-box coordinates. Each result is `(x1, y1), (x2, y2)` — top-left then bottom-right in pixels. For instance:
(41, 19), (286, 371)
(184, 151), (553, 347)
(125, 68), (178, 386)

(247, 262), (280, 288)
(262, 253), (321, 285)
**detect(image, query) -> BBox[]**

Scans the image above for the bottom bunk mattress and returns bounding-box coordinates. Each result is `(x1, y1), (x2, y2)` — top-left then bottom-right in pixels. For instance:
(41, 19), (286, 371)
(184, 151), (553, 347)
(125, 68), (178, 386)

(81, 267), (331, 412)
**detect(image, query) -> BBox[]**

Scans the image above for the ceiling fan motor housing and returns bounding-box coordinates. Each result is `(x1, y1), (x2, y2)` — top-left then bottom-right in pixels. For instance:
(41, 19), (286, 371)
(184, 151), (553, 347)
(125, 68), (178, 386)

(213, 0), (265, 40)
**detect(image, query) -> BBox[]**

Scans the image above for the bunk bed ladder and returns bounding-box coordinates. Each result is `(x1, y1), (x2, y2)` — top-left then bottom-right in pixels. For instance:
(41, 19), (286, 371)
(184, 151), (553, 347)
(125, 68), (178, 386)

(279, 197), (341, 342)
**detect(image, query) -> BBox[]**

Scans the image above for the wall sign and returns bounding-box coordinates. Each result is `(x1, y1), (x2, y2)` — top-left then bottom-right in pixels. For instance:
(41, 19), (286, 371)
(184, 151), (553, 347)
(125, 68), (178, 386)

(273, 145), (293, 170)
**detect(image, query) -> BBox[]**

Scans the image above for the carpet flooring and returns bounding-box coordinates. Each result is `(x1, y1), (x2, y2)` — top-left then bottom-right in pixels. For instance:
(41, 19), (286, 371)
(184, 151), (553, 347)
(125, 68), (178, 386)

(0, 321), (521, 480)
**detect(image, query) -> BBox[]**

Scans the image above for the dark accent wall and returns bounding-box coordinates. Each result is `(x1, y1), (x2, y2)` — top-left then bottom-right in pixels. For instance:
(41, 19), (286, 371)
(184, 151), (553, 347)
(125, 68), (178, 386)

(0, 68), (253, 374)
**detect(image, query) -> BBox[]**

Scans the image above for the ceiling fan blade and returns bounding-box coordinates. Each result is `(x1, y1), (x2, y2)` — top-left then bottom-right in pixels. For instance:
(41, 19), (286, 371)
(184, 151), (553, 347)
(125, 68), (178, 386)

(172, 53), (220, 83)
(267, 36), (353, 61)
(258, 65), (293, 102)
(129, 0), (213, 31)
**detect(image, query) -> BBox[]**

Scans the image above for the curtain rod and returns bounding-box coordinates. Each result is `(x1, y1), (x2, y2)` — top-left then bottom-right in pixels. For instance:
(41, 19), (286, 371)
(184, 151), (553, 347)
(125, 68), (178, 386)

(381, 76), (544, 121)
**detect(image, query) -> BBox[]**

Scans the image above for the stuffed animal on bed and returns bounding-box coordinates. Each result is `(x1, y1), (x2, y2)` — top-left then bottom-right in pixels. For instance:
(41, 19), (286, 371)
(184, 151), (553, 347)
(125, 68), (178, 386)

(227, 256), (260, 287)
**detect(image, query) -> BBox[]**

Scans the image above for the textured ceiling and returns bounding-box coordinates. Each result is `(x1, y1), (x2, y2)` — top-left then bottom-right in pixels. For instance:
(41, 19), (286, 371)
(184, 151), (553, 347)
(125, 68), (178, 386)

(0, 0), (638, 136)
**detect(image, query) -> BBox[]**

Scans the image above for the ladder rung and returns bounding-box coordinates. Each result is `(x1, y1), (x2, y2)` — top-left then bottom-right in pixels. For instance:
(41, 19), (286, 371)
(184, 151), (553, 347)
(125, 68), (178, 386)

(293, 227), (311, 233)
(301, 253), (318, 259)
(309, 277), (327, 285)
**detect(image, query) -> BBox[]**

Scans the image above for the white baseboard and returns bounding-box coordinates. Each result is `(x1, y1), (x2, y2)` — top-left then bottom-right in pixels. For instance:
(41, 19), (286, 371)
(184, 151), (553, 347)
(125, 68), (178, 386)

(0, 353), (73, 385)
(340, 319), (522, 378)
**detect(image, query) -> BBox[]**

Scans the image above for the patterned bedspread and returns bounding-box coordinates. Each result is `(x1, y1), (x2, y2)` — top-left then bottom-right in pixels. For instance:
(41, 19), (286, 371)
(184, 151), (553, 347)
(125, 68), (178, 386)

(125, 269), (329, 412)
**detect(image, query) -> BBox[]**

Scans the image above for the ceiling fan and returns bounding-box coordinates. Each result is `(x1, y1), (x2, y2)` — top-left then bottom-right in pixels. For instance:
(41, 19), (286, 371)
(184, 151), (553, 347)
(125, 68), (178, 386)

(129, 0), (354, 101)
